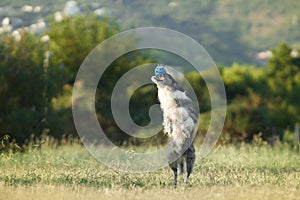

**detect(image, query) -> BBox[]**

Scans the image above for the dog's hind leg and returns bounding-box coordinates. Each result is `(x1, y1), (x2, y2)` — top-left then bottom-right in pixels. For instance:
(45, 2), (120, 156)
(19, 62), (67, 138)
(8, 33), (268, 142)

(169, 162), (178, 186)
(184, 167), (191, 184)
(172, 168), (178, 186)
(184, 145), (195, 184)
(177, 161), (184, 176)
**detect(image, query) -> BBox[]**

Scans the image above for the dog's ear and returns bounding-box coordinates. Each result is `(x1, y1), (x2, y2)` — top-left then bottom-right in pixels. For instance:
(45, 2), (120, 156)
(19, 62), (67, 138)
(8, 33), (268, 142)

(173, 82), (184, 92)
(167, 74), (184, 92)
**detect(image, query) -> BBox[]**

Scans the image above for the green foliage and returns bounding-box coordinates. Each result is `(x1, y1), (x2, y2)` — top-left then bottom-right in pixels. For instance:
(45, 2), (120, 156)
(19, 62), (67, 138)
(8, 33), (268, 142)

(47, 14), (120, 83)
(0, 14), (153, 144)
(0, 10), (299, 145)
(222, 63), (267, 101)
(266, 43), (300, 127)
(185, 71), (211, 112)
(96, 50), (156, 144)
(44, 14), (125, 138)
(220, 43), (300, 142)
(0, 31), (48, 142)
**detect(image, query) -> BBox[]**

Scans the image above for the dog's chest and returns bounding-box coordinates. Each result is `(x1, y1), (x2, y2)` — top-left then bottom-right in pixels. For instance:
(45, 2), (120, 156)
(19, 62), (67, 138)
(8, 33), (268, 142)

(158, 87), (177, 114)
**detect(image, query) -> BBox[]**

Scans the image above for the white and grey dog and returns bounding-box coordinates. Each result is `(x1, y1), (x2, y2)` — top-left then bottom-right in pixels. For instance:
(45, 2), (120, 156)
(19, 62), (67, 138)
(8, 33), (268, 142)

(151, 66), (197, 186)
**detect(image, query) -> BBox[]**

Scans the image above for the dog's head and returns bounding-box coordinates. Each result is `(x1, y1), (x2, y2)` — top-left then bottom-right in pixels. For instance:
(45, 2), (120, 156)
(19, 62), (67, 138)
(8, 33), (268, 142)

(151, 72), (173, 87)
(151, 68), (184, 92)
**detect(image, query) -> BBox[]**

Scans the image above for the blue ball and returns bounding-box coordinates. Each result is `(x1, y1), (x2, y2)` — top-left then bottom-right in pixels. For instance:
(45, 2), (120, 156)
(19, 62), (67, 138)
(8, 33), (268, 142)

(155, 65), (166, 77)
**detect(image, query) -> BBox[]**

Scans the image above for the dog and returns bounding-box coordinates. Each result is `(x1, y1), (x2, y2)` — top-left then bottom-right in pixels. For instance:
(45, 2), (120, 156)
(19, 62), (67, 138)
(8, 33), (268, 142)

(151, 66), (198, 186)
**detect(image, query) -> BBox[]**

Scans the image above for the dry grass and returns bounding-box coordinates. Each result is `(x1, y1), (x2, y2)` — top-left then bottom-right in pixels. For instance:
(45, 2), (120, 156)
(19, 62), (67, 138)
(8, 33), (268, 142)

(0, 143), (299, 200)
(1, 184), (299, 200)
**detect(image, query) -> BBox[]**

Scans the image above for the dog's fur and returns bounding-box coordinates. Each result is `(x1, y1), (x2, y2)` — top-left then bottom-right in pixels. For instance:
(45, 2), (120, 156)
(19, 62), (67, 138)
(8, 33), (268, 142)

(151, 69), (197, 185)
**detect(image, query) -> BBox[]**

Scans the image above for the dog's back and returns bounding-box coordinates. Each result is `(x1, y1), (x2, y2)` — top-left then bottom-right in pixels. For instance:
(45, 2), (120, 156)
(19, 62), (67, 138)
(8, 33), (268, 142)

(151, 70), (197, 185)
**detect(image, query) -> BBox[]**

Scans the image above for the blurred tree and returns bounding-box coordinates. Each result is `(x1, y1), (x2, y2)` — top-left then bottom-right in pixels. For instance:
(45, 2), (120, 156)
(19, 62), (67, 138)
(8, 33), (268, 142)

(266, 43), (300, 128)
(47, 14), (120, 83)
(96, 50), (155, 144)
(0, 14), (155, 144)
(219, 64), (268, 141)
(45, 14), (123, 137)
(0, 31), (48, 142)
(47, 14), (156, 143)
(185, 71), (211, 112)
(220, 44), (300, 143)
(221, 63), (267, 102)
(1, 12), (299, 145)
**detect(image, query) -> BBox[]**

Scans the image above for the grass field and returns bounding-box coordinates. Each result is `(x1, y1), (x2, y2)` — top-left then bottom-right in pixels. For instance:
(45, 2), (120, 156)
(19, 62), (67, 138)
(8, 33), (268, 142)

(0, 143), (299, 200)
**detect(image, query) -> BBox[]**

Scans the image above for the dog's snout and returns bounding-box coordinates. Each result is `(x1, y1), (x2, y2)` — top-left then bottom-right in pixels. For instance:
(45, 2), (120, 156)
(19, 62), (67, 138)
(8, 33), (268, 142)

(151, 76), (165, 84)
(151, 76), (157, 83)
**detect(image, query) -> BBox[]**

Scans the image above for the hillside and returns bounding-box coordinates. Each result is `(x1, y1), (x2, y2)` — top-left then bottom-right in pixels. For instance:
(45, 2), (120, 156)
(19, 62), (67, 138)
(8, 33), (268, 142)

(0, 0), (299, 65)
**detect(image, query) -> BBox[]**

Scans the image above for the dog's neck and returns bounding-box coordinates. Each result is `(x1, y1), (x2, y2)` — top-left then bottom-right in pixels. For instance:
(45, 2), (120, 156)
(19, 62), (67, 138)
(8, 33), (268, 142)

(157, 86), (177, 111)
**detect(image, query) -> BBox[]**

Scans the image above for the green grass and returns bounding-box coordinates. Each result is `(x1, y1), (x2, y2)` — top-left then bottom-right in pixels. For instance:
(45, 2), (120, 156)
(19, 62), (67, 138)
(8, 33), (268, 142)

(0, 143), (299, 200)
